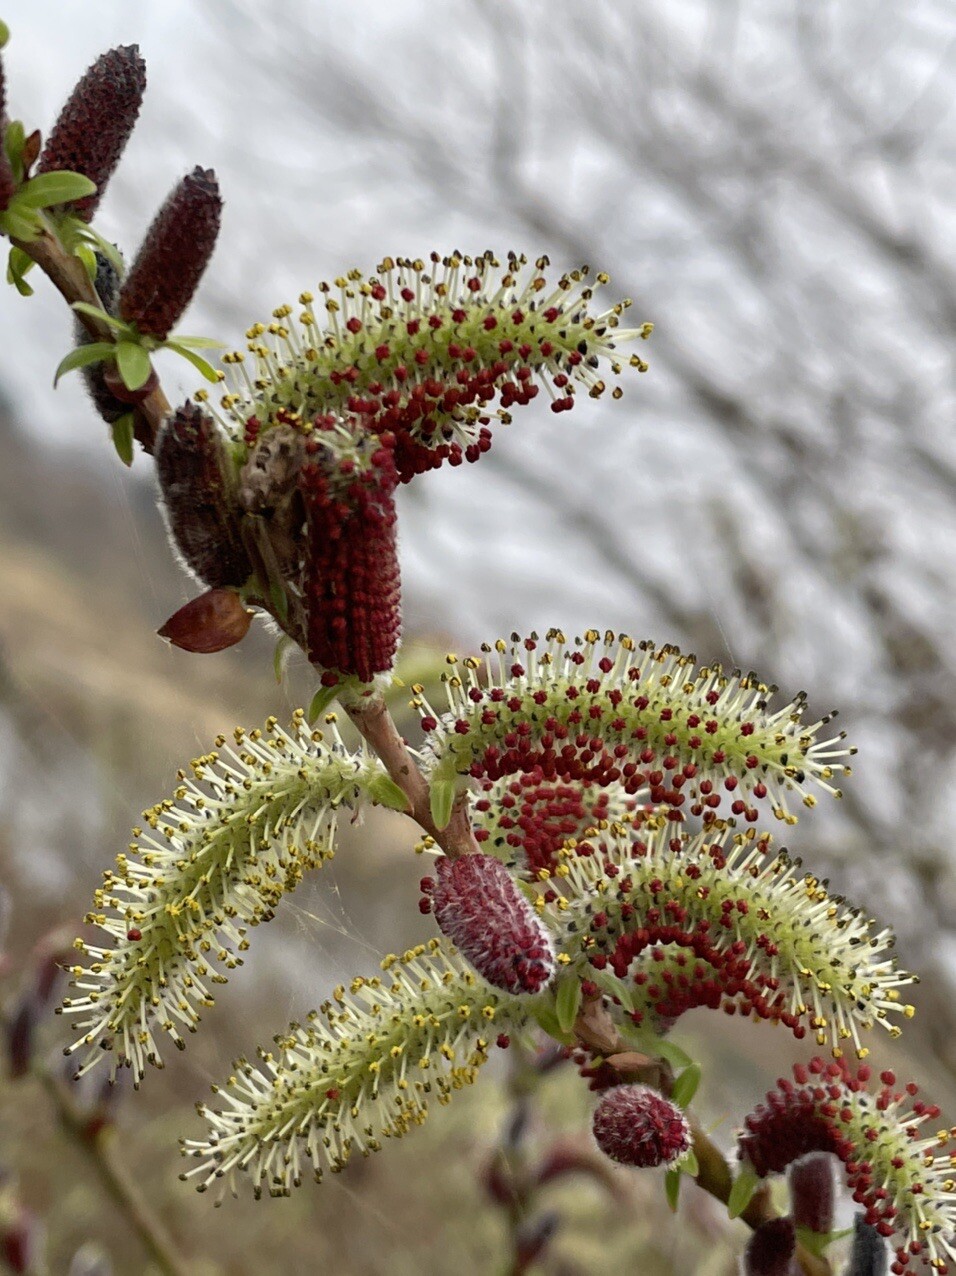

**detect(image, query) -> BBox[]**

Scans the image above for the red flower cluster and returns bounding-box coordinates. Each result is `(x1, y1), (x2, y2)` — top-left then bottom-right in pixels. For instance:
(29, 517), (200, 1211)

(592, 1084), (691, 1168)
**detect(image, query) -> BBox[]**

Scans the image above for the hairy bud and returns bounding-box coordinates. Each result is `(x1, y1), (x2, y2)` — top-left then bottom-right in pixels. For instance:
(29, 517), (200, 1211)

(421, 853), (555, 994)
(744, 1218), (797, 1276)
(788, 1152), (835, 1235)
(37, 45), (146, 220)
(158, 587), (252, 654)
(118, 166), (221, 338)
(592, 1084), (691, 1169)
(156, 403), (250, 588)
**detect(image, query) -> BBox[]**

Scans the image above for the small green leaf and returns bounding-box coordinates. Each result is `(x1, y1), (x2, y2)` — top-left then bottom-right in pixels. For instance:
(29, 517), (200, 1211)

(429, 780), (456, 830)
(794, 1225), (854, 1259)
(0, 20), (10, 48)
(74, 243), (98, 280)
(6, 246), (35, 296)
(679, 1148), (699, 1178)
(115, 340), (151, 391)
(4, 120), (25, 180)
(273, 634), (293, 683)
(168, 333), (226, 350)
(53, 341), (116, 386)
(664, 1169), (681, 1212)
(530, 997), (574, 1045)
(1, 207), (42, 241)
(670, 1062), (702, 1111)
(727, 1166), (760, 1220)
(555, 975), (582, 1034)
(63, 220), (126, 278)
(110, 413), (135, 467)
(165, 341), (221, 384)
(267, 578), (289, 623)
(366, 773), (411, 813)
(307, 683), (341, 724)
(70, 301), (133, 334)
(16, 171), (96, 209)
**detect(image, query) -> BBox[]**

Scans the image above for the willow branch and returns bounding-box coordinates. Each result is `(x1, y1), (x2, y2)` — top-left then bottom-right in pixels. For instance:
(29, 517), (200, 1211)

(34, 1064), (193, 1276)
(14, 222), (171, 452)
(342, 691), (480, 858)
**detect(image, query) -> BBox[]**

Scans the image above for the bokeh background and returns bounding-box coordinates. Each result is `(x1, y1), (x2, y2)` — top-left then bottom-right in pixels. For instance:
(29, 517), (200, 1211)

(1, 2), (954, 1272)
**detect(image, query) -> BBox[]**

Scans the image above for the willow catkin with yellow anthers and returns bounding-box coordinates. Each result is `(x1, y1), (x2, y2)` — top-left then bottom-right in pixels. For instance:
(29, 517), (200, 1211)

(416, 630), (854, 829)
(61, 712), (391, 1083)
(181, 939), (520, 1198)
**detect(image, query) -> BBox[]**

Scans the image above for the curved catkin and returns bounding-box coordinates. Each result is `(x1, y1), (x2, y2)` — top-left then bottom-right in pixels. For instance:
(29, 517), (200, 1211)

(210, 254), (651, 483)
(118, 166), (221, 339)
(542, 817), (914, 1055)
(417, 630), (856, 826)
(156, 403), (251, 589)
(181, 940), (520, 1197)
(37, 45), (146, 220)
(739, 1058), (956, 1275)
(62, 714), (388, 1082)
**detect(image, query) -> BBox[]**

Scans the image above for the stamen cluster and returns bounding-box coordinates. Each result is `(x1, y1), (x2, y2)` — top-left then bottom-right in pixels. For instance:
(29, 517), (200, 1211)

(417, 631), (854, 827)
(739, 1058), (956, 1274)
(181, 939), (519, 1197)
(63, 713), (386, 1081)
(542, 818), (914, 1055)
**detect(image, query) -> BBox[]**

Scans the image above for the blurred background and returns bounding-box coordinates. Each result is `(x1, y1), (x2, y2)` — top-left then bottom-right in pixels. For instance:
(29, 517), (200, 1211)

(0, 1), (954, 1272)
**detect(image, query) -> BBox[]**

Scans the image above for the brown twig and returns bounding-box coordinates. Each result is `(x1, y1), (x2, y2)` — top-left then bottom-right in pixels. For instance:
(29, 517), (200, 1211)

(341, 690), (480, 858)
(34, 1063), (194, 1276)
(13, 222), (170, 452)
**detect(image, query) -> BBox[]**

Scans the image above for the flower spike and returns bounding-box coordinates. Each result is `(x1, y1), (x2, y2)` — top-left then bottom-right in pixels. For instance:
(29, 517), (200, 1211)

(420, 853), (555, 994)
(592, 1084), (691, 1168)
(118, 166), (221, 339)
(212, 253), (650, 484)
(37, 45), (146, 220)
(62, 712), (391, 1082)
(542, 818), (915, 1054)
(156, 402), (251, 589)
(738, 1058), (956, 1274)
(181, 939), (520, 1197)
(417, 631), (855, 826)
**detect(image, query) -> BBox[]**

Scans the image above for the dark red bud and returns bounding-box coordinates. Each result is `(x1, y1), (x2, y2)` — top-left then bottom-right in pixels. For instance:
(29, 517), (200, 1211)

(156, 403), (251, 588)
(102, 361), (158, 405)
(744, 1217), (797, 1276)
(158, 588), (251, 653)
(118, 166), (221, 338)
(788, 1152), (835, 1235)
(37, 45), (146, 220)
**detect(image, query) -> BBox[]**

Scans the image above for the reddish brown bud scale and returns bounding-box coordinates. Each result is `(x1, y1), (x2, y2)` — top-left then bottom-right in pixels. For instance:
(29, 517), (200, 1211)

(156, 403), (251, 588)
(302, 452), (401, 682)
(37, 45), (146, 220)
(592, 1085), (691, 1168)
(158, 587), (251, 653)
(422, 853), (555, 995)
(118, 166), (221, 338)
(744, 1218), (797, 1276)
